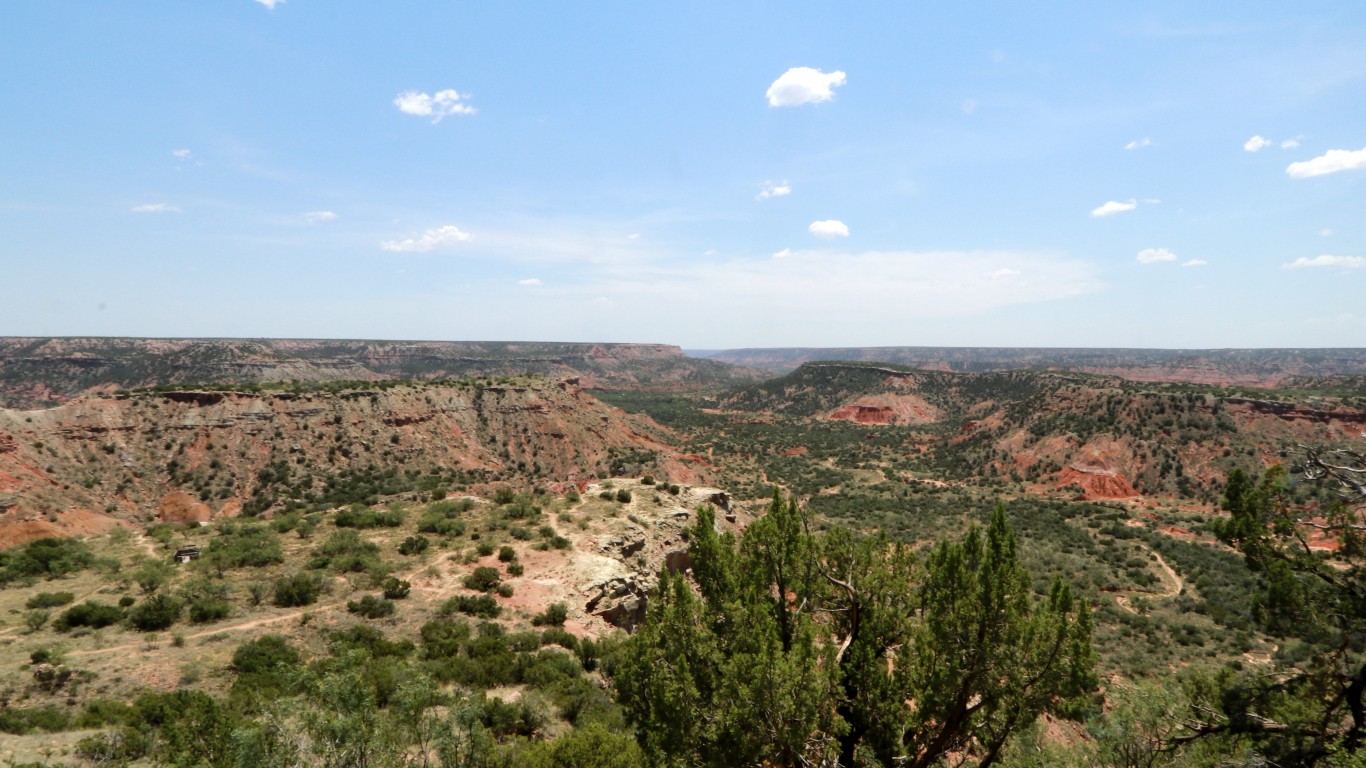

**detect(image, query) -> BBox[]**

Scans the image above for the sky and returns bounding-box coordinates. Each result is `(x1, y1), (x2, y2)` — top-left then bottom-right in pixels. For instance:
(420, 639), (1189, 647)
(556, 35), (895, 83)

(2, 2), (1365, 349)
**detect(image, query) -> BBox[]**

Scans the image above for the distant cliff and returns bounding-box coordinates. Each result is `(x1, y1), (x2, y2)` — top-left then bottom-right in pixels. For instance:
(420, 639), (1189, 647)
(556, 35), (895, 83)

(0, 338), (764, 409)
(693, 346), (1366, 388)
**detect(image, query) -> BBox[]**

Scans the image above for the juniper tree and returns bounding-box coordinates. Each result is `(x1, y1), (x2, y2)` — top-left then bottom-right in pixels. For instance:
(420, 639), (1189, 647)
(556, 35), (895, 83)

(614, 492), (1096, 768)
(1194, 455), (1366, 764)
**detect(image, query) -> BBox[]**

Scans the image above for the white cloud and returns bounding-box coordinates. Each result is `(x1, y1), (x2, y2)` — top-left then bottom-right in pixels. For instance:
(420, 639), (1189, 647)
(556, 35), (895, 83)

(627, 233), (641, 240)
(394, 89), (476, 123)
(961, 99), (978, 115)
(1244, 135), (1272, 152)
(131, 203), (180, 213)
(171, 148), (192, 159)
(1137, 248), (1177, 264)
(254, 0), (283, 9)
(1124, 137), (1152, 150)
(517, 278), (542, 286)
(1281, 138), (1301, 149)
(1282, 255), (1366, 269)
(1321, 228), (1335, 237)
(380, 225), (473, 252)
(1286, 147), (1366, 179)
(756, 180), (792, 200)
(1090, 199), (1137, 218)
(772, 248), (793, 259)
(703, 249), (718, 257)
(987, 267), (1021, 278)
(302, 210), (336, 223)
(808, 220), (849, 239)
(766, 67), (846, 107)
(1181, 259), (1207, 267)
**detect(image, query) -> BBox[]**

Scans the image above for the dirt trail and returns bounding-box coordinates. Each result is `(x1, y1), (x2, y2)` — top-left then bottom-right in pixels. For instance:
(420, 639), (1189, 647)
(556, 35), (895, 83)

(132, 531), (159, 559)
(1112, 543), (1184, 614)
(1151, 549), (1183, 597)
(70, 599), (348, 658)
(70, 563), (433, 658)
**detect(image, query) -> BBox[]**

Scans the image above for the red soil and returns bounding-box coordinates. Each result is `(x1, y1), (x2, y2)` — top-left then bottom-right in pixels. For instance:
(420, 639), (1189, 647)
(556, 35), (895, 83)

(1057, 465), (1140, 501)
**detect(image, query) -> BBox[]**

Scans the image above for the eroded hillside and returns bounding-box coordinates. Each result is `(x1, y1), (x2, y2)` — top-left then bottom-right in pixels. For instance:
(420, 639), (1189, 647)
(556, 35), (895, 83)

(613, 361), (1366, 506)
(0, 378), (709, 547)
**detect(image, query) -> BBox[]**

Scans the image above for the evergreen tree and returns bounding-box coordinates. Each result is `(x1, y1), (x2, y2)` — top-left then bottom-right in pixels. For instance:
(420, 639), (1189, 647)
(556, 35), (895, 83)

(614, 493), (1096, 767)
(1196, 461), (1366, 764)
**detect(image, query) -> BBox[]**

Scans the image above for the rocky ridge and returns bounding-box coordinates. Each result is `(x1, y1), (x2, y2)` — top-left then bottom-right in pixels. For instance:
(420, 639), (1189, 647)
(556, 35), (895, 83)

(697, 346), (1366, 387)
(0, 378), (708, 547)
(0, 337), (765, 409)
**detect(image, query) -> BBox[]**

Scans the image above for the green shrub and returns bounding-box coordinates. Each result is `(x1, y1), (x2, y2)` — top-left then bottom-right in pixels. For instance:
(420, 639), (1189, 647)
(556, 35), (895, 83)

(480, 695), (543, 738)
(133, 560), (171, 594)
(0, 538), (95, 584)
(75, 727), (151, 764)
(129, 594), (182, 632)
(493, 487), (517, 504)
(498, 545), (517, 562)
(347, 595), (396, 619)
(578, 637), (600, 672)
(417, 514), (466, 536)
(464, 566), (501, 592)
(0, 705), (71, 735)
(205, 524), (284, 569)
(334, 503), (405, 529)
(231, 635), (301, 675)
(273, 573), (323, 607)
(270, 512), (302, 533)
(525, 722), (644, 767)
(505, 499), (540, 520)
(508, 563), (525, 577)
(25, 591), (75, 609)
(76, 699), (139, 729)
(54, 601), (123, 631)
(509, 631), (542, 653)
(398, 535), (430, 555)
(311, 530), (384, 574)
(495, 583), (515, 598)
(615, 489), (632, 503)
(476, 542), (495, 557)
(381, 577), (411, 600)
(440, 593), (501, 619)
(188, 598), (232, 624)
(532, 602), (569, 627)
(420, 619), (471, 658)
(30, 648), (57, 665)
(329, 624), (414, 658)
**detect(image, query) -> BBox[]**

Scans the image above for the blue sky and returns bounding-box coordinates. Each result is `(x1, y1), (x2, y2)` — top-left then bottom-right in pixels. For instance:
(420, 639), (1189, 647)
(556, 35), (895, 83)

(2, 1), (1365, 348)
